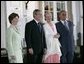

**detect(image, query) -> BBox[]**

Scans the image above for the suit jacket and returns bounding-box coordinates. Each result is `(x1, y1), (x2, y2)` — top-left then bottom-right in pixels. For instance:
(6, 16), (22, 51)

(25, 19), (46, 54)
(55, 21), (75, 52)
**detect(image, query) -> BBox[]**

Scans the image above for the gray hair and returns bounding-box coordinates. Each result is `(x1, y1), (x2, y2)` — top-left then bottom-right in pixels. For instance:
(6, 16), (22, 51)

(33, 9), (41, 18)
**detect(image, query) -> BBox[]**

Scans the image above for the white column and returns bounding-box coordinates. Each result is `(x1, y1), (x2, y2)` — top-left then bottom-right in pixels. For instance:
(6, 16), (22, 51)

(65, 1), (68, 20)
(1, 1), (7, 48)
(53, 1), (57, 23)
(72, 1), (77, 46)
(80, 1), (83, 46)
(42, 1), (45, 23)
(65, 1), (67, 11)
(6, 1), (11, 28)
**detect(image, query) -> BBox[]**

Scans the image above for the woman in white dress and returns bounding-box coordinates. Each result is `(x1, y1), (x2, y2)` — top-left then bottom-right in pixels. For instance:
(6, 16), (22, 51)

(42, 11), (62, 63)
(6, 13), (23, 63)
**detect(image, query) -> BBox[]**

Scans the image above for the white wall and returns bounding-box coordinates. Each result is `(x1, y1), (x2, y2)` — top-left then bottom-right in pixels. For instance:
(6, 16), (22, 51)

(27, 1), (39, 22)
(1, 1), (7, 48)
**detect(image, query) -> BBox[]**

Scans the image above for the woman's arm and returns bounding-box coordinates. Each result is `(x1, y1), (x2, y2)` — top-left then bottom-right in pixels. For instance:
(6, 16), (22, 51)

(6, 28), (15, 59)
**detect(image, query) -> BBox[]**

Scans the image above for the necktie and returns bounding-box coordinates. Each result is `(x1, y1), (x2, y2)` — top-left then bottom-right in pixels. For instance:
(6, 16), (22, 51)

(64, 21), (69, 30)
(38, 23), (41, 32)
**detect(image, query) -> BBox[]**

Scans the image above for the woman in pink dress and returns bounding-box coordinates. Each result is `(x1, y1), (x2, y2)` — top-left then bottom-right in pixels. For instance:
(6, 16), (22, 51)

(43, 11), (62, 63)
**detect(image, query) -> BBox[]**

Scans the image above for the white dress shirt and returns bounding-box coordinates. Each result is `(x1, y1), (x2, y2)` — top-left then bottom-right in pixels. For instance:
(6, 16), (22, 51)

(34, 18), (39, 24)
(60, 20), (69, 30)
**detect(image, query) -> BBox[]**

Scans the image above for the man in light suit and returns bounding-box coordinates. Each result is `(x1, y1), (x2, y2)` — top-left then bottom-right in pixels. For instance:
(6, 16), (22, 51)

(55, 10), (75, 63)
(25, 9), (47, 63)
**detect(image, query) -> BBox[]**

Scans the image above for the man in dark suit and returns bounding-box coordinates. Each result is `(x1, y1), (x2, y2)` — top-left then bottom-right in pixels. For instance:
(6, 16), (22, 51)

(25, 9), (46, 63)
(55, 10), (75, 63)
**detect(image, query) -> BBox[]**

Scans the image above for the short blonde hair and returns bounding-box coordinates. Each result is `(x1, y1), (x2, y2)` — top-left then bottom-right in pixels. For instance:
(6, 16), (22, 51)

(44, 11), (52, 20)
(44, 11), (51, 17)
